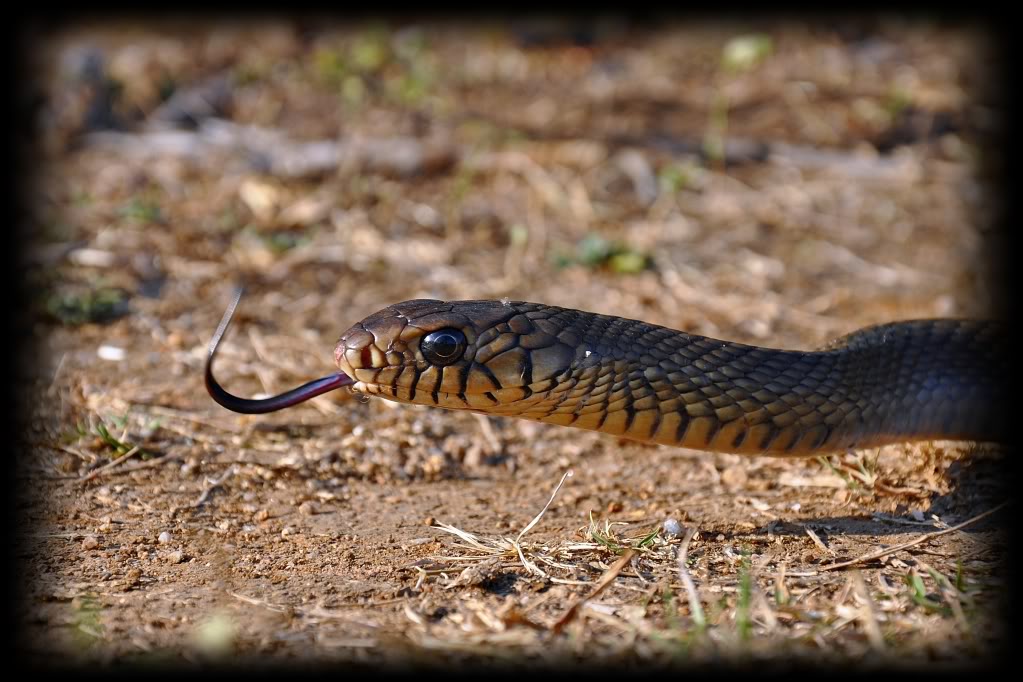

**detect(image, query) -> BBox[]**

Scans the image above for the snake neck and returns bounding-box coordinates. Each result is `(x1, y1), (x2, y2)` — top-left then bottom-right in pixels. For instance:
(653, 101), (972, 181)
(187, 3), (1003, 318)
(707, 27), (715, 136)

(482, 317), (1006, 456)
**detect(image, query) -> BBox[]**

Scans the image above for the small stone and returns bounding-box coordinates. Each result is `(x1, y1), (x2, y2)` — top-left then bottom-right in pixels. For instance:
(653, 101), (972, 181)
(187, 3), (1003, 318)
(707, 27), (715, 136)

(97, 344), (126, 361)
(166, 550), (185, 564)
(121, 568), (142, 591)
(298, 501), (317, 516)
(606, 501), (623, 513)
(450, 556), (503, 587)
(281, 527), (296, 538)
(59, 455), (81, 473)
(158, 531), (172, 544)
(254, 509), (270, 522)
(193, 614), (237, 657)
(423, 516), (436, 526)
(82, 535), (100, 550)
(662, 518), (685, 538)
(720, 466), (748, 490)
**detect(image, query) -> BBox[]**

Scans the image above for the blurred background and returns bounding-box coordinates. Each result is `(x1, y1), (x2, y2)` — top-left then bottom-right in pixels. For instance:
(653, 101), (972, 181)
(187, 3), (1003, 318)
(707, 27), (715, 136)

(16, 17), (1008, 664)
(23, 17), (1003, 363)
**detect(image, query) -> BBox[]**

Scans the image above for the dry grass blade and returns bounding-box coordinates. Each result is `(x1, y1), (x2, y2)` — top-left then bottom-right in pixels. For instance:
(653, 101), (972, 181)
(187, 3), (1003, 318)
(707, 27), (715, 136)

(130, 402), (244, 433)
(98, 452), (184, 476)
(80, 445), (140, 482)
(850, 570), (885, 652)
(228, 591), (288, 613)
(473, 414), (502, 454)
(511, 541), (546, 578)
(516, 469), (572, 543)
(677, 526), (706, 628)
(819, 501), (1009, 571)
(551, 548), (636, 633)
(804, 526), (835, 556)
(432, 523), (508, 555)
(432, 469), (573, 578)
(752, 583), (779, 632)
(171, 466), (237, 516)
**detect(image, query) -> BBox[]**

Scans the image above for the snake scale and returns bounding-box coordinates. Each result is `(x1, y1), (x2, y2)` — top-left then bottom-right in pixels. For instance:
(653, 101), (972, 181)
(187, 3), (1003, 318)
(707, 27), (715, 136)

(206, 294), (1006, 456)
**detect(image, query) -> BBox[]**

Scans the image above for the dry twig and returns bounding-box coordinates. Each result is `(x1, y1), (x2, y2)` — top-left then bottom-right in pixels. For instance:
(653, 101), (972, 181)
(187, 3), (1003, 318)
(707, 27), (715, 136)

(819, 501), (1009, 572)
(80, 446), (140, 482)
(552, 548), (637, 633)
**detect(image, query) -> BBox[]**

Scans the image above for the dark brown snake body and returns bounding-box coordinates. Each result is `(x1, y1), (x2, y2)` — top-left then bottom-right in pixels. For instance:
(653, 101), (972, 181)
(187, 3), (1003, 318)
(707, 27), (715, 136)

(207, 295), (1007, 456)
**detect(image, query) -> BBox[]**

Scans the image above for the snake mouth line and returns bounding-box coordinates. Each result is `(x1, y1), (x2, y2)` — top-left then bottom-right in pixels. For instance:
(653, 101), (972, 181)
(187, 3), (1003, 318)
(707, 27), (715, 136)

(352, 376), (503, 408)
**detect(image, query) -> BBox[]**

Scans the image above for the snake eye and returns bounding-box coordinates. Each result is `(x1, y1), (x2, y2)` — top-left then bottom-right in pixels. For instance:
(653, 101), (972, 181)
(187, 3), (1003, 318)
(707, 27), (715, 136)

(421, 328), (467, 366)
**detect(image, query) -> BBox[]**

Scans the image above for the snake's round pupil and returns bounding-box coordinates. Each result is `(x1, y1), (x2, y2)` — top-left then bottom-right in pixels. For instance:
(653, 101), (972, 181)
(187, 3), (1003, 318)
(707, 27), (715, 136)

(422, 329), (466, 366)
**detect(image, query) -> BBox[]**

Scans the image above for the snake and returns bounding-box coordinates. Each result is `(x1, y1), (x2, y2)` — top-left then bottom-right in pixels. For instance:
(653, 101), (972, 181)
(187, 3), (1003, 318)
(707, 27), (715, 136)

(206, 291), (1006, 456)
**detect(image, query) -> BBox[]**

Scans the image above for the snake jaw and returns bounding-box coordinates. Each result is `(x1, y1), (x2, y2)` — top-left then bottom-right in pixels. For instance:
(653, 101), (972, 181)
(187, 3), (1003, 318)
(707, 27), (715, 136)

(335, 299), (556, 408)
(334, 299), (602, 411)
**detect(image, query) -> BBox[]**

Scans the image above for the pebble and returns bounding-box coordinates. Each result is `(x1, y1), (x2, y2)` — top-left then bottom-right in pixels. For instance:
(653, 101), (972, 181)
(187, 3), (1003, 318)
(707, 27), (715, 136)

(121, 568), (142, 591)
(298, 501), (317, 516)
(82, 535), (100, 550)
(720, 466), (748, 489)
(662, 518), (685, 538)
(97, 345), (126, 361)
(166, 550), (184, 564)
(158, 531), (172, 544)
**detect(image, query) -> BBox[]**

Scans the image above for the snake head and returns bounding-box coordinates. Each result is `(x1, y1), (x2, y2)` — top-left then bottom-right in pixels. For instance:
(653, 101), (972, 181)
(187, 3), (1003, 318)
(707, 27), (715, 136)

(335, 299), (580, 411)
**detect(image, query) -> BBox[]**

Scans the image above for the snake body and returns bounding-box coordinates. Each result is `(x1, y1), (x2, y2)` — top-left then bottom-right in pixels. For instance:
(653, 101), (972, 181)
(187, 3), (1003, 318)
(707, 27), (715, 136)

(333, 300), (1006, 456)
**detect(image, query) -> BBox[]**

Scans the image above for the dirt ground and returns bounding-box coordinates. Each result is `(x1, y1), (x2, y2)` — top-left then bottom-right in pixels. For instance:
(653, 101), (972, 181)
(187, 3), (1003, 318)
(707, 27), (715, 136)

(17, 18), (1008, 669)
